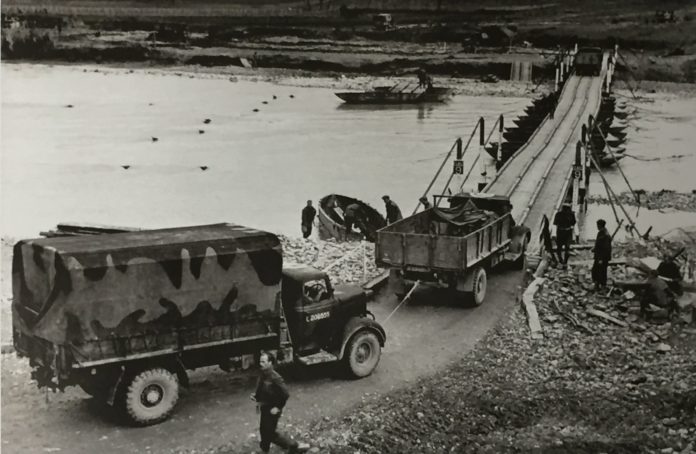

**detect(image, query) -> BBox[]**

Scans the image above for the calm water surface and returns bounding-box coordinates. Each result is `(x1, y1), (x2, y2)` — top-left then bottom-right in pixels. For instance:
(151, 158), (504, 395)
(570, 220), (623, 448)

(1, 64), (527, 238)
(2, 64), (695, 241)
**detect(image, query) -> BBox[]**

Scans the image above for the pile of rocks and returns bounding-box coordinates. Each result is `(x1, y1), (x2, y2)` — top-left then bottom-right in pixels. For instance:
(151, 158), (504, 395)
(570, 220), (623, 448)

(279, 235), (381, 285)
(588, 190), (696, 212)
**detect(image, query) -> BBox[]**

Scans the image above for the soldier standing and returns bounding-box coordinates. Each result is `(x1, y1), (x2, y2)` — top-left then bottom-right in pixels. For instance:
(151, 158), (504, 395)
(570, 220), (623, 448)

(301, 200), (316, 239)
(591, 219), (612, 290)
(382, 195), (403, 224)
(251, 352), (309, 454)
(553, 203), (576, 268)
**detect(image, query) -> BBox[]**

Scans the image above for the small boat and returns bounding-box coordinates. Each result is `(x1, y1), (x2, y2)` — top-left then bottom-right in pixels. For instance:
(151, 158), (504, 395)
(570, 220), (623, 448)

(317, 194), (386, 242)
(598, 154), (625, 167)
(335, 83), (452, 104)
(608, 130), (627, 140)
(614, 111), (629, 120)
(609, 125), (627, 135)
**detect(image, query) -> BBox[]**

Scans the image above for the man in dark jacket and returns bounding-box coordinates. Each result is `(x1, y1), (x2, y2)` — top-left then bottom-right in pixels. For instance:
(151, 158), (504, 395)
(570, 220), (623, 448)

(657, 251), (683, 296)
(382, 195), (403, 225)
(553, 203), (576, 268)
(343, 202), (361, 237)
(301, 200), (316, 239)
(592, 219), (612, 290)
(252, 352), (309, 453)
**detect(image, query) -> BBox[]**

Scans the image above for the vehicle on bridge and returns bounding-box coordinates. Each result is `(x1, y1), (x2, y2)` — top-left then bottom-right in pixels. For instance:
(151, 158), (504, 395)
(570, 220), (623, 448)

(12, 223), (385, 426)
(574, 47), (603, 76)
(375, 193), (530, 305)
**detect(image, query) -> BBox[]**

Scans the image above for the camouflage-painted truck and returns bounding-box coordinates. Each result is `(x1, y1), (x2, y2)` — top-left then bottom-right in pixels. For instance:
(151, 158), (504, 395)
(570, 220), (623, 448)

(12, 223), (385, 426)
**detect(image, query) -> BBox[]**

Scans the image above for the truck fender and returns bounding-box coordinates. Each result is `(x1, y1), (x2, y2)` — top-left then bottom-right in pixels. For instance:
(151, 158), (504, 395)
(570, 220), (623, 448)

(508, 225), (531, 254)
(337, 317), (386, 360)
(106, 366), (126, 407)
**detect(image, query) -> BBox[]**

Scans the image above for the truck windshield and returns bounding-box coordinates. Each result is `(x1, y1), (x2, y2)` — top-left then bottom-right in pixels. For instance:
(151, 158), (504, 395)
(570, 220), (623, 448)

(303, 279), (330, 302)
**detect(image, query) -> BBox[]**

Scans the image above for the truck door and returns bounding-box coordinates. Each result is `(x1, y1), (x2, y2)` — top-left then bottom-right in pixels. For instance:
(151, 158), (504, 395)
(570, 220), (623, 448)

(296, 278), (336, 353)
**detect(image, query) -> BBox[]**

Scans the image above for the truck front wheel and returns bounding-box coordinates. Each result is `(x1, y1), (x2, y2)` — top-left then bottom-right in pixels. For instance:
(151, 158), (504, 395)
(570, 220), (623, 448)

(122, 367), (179, 426)
(344, 331), (381, 378)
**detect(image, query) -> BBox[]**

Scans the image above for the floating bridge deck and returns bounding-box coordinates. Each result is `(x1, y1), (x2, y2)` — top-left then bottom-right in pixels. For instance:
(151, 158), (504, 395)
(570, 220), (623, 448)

(484, 54), (609, 251)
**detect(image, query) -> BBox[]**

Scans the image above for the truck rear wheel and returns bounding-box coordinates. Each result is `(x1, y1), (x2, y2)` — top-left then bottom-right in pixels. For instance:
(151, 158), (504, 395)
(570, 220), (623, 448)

(345, 331), (381, 378)
(122, 367), (179, 426)
(465, 266), (487, 306)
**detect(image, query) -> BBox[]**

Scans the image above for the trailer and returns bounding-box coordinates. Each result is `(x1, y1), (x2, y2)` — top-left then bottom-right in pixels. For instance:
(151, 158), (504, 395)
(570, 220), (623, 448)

(375, 193), (529, 305)
(574, 47), (603, 76)
(12, 223), (385, 426)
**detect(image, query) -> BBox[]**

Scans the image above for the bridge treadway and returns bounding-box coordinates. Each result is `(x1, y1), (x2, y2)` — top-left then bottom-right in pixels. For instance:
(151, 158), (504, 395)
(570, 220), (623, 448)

(485, 62), (607, 252)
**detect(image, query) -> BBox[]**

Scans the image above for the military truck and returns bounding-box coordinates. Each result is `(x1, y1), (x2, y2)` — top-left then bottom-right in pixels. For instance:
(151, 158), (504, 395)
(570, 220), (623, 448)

(12, 223), (385, 426)
(375, 192), (530, 305)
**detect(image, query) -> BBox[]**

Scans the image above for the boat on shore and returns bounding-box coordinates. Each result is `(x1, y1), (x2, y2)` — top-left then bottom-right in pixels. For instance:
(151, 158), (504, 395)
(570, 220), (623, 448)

(318, 194), (386, 242)
(335, 83), (452, 104)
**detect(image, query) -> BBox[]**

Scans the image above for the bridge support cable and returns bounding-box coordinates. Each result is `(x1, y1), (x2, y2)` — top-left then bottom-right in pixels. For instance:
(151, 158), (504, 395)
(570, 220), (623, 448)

(413, 138), (461, 214)
(592, 123), (640, 205)
(436, 117), (484, 203)
(460, 115), (503, 192)
(588, 153), (642, 237)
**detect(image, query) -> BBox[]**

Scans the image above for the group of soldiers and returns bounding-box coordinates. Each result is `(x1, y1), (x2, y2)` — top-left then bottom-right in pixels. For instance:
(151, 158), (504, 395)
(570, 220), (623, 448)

(300, 195), (405, 241)
(545, 203), (685, 320)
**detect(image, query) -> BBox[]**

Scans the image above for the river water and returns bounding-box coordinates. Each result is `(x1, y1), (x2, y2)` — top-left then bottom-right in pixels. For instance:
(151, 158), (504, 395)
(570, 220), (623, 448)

(1, 63), (527, 239)
(1, 63), (695, 241)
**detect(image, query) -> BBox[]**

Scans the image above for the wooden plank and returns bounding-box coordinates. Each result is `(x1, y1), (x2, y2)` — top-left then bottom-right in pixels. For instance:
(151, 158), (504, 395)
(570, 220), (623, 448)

(586, 308), (628, 327)
(568, 258), (627, 267)
(363, 271), (389, 292)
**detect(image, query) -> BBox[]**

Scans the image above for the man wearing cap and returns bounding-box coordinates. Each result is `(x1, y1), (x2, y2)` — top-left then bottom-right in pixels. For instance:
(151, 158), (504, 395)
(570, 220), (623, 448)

(382, 195), (403, 224)
(553, 203), (576, 268)
(592, 219), (612, 290)
(419, 196), (432, 210)
(301, 200), (316, 239)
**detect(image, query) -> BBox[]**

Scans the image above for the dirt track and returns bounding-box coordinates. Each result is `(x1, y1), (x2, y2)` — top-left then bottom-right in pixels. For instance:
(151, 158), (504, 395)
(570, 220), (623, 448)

(1, 262), (522, 453)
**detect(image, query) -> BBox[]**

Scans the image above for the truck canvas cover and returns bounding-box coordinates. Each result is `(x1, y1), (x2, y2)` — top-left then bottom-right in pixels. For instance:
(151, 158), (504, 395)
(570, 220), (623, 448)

(13, 223), (283, 361)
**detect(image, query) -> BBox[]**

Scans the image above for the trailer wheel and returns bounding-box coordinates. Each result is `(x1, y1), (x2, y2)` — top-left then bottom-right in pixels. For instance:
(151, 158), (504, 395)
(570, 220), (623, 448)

(122, 367), (179, 426)
(344, 330), (381, 378)
(466, 266), (487, 306)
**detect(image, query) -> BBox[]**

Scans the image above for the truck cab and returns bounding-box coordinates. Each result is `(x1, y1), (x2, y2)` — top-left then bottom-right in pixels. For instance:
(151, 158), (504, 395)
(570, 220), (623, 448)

(281, 263), (385, 377)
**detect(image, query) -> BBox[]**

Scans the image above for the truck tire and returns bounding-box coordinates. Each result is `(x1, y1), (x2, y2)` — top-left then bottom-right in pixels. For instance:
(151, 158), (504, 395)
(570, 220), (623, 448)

(122, 367), (179, 426)
(344, 330), (381, 378)
(466, 266), (487, 306)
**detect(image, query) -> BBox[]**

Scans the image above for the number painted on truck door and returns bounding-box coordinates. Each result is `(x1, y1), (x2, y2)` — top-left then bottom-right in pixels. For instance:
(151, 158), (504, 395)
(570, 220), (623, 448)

(307, 312), (330, 322)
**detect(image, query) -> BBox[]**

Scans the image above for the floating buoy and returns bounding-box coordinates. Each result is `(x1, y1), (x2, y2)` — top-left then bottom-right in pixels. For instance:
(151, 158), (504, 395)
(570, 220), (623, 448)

(152, 137), (159, 142)
(262, 101), (268, 105)
(273, 95), (277, 100)
(253, 108), (259, 112)
(289, 94), (295, 98)
(200, 166), (208, 171)
(203, 118), (211, 124)
(122, 165), (131, 170)
(199, 130), (205, 134)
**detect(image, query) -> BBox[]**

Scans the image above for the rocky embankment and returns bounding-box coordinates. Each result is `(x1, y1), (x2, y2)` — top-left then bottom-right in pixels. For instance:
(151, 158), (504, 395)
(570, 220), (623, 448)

(589, 190), (696, 213)
(251, 237), (696, 454)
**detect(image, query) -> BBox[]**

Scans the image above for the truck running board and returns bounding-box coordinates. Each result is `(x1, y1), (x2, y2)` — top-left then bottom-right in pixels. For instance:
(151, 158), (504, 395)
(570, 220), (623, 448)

(297, 350), (339, 366)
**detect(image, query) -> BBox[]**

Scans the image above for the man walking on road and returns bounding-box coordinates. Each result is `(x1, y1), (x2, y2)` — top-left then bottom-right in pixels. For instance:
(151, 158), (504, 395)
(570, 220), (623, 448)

(592, 219), (612, 290)
(382, 195), (403, 225)
(252, 352), (309, 454)
(553, 203), (576, 268)
(301, 200), (316, 239)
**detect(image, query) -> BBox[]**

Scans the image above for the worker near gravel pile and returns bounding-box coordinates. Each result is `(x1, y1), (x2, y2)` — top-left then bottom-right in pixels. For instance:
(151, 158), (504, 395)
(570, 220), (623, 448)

(383, 195), (403, 224)
(657, 251), (683, 295)
(591, 219), (612, 290)
(251, 352), (309, 454)
(553, 203), (576, 268)
(343, 202), (361, 238)
(301, 200), (316, 239)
